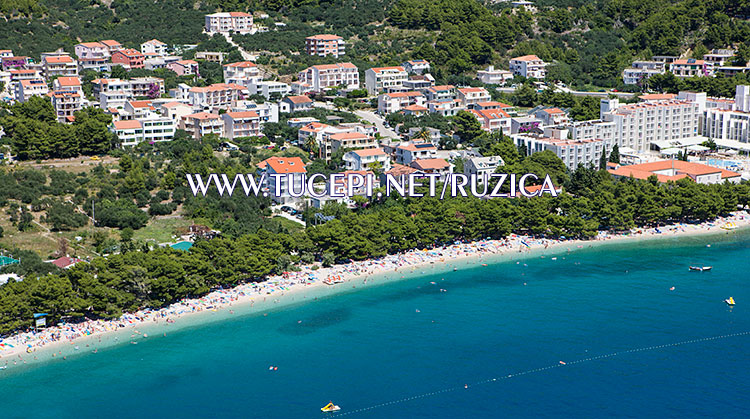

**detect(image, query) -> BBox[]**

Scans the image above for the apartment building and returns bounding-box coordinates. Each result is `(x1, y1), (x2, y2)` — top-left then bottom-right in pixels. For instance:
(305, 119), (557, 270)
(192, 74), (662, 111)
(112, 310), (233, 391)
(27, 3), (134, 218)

(42, 55), (78, 78)
(427, 98), (464, 117)
(100, 40), (123, 54)
(702, 85), (750, 147)
(130, 77), (165, 97)
(111, 116), (176, 146)
(259, 157), (306, 205)
(298, 62), (359, 91)
(187, 83), (242, 110)
(377, 91), (426, 114)
(464, 156), (504, 181)
(205, 12), (254, 34)
(221, 111), (261, 139)
(321, 132), (377, 161)
(223, 61), (261, 86)
(111, 49), (145, 69)
(9, 69), (40, 83)
(141, 39), (168, 56)
(50, 91), (82, 123)
(425, 85), (455, 101)
(403, 74), (435, 91)
(456, 87), (491, 106)
(599, 95), (702, 152)
(395, 142), (437, 165)
(470, 108), (511, 133)
(343, 148), (392, 172)
(533, 107), (569, 126)
(476, 65), (513, 85)
(401, 59), (430, 74)
(509, 55), (546, 79)
(75, 42), (111, 59)
(669, 59), (710, 78)
(365, 66), (408, 95)
(703, 49), (735, 67)
(180, 112), (223, 140)
(15, 79), (48, 102)
(167, 60), (199, 76)
(305, 34), (345, 58)
(513, 133), (605, 171)
(622, 61), (666, 85)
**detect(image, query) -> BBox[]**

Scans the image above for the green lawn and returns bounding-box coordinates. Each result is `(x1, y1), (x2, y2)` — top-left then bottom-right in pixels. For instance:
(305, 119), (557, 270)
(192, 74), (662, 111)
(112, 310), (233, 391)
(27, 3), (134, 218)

(132, 217), (193, 244)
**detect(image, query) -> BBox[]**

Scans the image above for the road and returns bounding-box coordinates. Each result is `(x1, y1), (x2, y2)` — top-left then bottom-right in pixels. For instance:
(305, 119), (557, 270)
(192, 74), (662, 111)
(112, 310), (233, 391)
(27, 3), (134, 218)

(354, 110), (400, 138)
(496, 87), (637, 99)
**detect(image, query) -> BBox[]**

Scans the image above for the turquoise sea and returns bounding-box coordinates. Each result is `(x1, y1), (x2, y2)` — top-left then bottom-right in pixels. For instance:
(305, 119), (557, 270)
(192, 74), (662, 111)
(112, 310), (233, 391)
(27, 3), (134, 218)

(2, 231), (749, 418)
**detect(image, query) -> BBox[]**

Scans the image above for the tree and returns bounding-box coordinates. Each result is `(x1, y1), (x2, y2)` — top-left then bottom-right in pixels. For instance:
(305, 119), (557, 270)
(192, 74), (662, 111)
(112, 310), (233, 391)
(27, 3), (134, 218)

(599, 145), (608, 170)
(609, 144), (621, 163)
(452, 110), (483, 143)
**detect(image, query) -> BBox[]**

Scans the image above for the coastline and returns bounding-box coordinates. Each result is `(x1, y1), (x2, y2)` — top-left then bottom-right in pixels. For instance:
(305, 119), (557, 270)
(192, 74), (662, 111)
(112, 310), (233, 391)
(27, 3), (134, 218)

(1, 210), (748, 371)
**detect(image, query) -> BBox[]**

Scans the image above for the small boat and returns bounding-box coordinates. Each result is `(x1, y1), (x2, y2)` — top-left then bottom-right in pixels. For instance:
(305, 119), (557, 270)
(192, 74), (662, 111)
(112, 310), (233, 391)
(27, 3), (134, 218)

(321, 402), (341, 412)
(689, 266), (712, 271)
(725, 297), (736, 306)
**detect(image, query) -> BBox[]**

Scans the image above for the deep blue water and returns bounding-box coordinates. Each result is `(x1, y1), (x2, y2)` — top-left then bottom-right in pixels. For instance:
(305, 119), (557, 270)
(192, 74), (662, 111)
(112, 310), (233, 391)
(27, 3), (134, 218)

(2, 232), (749, 418)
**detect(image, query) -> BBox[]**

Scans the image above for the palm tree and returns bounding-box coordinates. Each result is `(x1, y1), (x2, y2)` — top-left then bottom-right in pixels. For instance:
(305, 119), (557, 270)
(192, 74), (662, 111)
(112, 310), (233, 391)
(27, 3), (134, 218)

(304, 135), (318, 158)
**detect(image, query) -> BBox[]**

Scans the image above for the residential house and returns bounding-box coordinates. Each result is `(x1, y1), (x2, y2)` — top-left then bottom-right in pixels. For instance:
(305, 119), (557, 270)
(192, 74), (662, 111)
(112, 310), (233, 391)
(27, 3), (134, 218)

(305, 34), (345, 58)
(168, 60), (199, 76)
(1, 56), (29, 71)
(402, 74), (435, 91)
(365, 66), (408, 95)
(15, 79), (48, 102)
(50, 91), (82, 123)
(410, 158), (452, 181)
(477, 65), (513, 85)
(402, 59), (430, 74)
(160, 101), (193, 123)
(395, 142), (437, 165)
(298, 62), (359, 91)
(533, 107), (569, 126)
(180, 112), (223, 140)
(205, 12), (254, 34)
(221, 111), (261, 139)
(42, 55), (78, 78)
(470, 108), (511, 133)
(464, 156), (504, 181)
(111, 115), (175, 146)
(141, 39), (168, 56)
(343, 148), (392, 172)
(281, 95), (314, 113)
(252, 81), (290, 99)
(623, 61), (666, 85)
(509, 55), (546, 79)
(223, 61), (261, 86)
(111, 49), (145, 69)
(669, 59), (710, 78)
(195, 51), (225, 63)
(100, 40), (123, 54)
(456, 87), (491, 107)
(187, 83), (242, 110)
(377, 91), (426, 114)
(425, 85), (455, 101)
(322, 131), (377, 161)
(427, 99), (464, 117)
(703, 49), (735, 68)
(260, 157), (307, 205)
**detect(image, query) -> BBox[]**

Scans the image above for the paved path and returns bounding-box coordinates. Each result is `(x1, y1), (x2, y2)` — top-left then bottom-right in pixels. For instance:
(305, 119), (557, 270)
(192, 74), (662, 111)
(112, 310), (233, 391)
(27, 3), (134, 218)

(354, 110), (400, 138)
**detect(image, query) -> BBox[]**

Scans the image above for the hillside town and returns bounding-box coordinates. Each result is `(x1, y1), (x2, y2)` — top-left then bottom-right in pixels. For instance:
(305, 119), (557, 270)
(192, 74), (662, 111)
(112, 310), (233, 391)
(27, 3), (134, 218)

(1, 9), (750, 215)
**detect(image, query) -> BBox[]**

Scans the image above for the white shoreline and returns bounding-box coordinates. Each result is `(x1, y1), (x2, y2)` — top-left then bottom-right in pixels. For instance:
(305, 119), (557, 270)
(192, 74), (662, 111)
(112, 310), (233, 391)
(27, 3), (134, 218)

(1, 211), (748, 370)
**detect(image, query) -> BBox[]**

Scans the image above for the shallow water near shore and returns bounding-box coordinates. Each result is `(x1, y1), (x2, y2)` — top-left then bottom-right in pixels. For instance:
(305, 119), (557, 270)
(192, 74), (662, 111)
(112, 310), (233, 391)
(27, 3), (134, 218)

(3, 230), (749, 418)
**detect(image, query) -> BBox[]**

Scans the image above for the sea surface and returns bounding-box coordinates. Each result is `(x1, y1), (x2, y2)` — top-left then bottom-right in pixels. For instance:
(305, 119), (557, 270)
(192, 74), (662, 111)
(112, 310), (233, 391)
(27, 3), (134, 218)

(2, 231), (749, 418)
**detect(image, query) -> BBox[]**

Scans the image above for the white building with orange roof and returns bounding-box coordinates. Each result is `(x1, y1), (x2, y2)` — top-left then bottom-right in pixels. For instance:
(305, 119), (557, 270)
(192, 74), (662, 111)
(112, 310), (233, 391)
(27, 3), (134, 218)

(513, 131), (605, 171)
(141, 39), (168, 56)
(377, 91), (426, 114)
(473, 101), (513, 111)
(205, 12), (254, 34)
(395, 142), (437, 165)
(410, 158), (452, 181)
(456, 87), (491, 106)
(123, 100), (156, 119)
(221, 110), (261, 139)
(669, 59), (710, 78)
(343, 148), (391, 172)
(323, 131), (378, 161)
(160, 101), (194, 122)
(9, 69), (40, 83)
(305, 34), (346, 58)
(608, 160), (741, 184)
(298, 62), (359, 91)
(281, 95), (314, 113)
(15, 79), (48, 102)
(509, 55), (546, 79)
(52, 76), (83, 94)
(365, 66), (408, 95)
(0, 49), (12, 58)
(42, 55), (78, 78)
(100, 40), (123, 53)
(533, 107), (569, 126)
(75, 42), (110, 59)
(111, 120), (144, 145)
(425, 85), (455, 101)
(186, 83), (243, 110)
(403, 104), (429, 116)
(401, 59), (430, 74)
(180, 112), (223, 140)
(470, 108), (511, 133)
(427, 98), (464, 117)
(223, 61), (261, 86)
(50, 91), (82, 123)
(260, 156), (307, 204)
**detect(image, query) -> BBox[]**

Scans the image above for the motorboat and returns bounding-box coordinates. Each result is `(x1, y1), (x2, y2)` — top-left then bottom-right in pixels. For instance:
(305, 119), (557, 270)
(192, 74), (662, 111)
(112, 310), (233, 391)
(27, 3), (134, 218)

(689, 266), (712, 271)
(321, 402), (341, 412)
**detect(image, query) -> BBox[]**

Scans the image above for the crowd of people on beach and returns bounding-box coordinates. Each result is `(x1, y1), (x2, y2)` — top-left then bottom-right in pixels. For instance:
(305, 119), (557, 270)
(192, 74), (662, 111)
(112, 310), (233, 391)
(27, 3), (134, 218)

(1, 210), (747, 366)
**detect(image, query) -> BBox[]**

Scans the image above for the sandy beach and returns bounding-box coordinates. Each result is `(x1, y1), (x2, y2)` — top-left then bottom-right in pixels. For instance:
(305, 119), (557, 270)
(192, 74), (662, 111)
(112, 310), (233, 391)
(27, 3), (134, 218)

(1, 210), (748, 369)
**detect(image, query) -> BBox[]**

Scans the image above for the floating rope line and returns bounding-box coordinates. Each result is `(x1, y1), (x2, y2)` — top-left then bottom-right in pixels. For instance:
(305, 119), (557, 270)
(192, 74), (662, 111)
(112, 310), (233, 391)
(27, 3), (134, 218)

(330, 330), (750, 417)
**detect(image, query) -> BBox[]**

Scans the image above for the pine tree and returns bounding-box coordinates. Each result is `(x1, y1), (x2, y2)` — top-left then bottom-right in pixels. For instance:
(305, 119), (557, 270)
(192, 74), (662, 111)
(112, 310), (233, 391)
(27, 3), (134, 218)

(609, 144), (620, 163)
(599, 145), (608, 170)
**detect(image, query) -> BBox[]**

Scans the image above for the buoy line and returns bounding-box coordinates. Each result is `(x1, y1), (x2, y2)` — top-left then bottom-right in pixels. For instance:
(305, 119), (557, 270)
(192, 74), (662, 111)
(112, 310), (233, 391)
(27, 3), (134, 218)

(330, 330), (750, 417)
